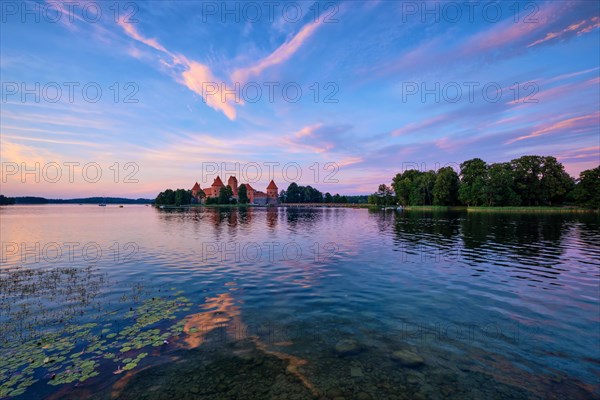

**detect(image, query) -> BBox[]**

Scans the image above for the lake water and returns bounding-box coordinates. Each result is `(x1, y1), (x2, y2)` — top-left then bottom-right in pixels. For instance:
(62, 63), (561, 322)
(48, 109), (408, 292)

(1, 205), (599, 399)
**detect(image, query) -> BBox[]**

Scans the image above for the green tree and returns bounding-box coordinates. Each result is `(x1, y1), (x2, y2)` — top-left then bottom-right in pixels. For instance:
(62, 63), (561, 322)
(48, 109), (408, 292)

(303, 185), (323, 203)
(324, 192), (333, 203)
(539, 156), (574, 205)
(486, 163), (520, 206)
(174, 189), (192, 206)
(433, 167), (459, 205)
(573, 166), (600, 208)
(194, 189), (206, 203)
(286, 183), (301, 203)
(218, 186), (234, 204)
(154, 188), (191, 206)
(0, 195), (15, 205)
(278, 189), (287, 203)
(410, 171), (436, 205)
(163, 189), (175, 205)
(392, 170), (422, 206)
(238, 184), (249, 204)
(154, 191), (165, 205)
(371, 184), (395, 206)
(511, 155), (544, 206)
(393, 177), (412, 206)
(459, 158), (487, 206)
(174, 189), (183, 206)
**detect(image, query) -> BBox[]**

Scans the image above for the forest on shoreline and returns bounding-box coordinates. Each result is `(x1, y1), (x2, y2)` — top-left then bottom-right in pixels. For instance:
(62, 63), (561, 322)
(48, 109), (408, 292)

(368, 156), (599, 209)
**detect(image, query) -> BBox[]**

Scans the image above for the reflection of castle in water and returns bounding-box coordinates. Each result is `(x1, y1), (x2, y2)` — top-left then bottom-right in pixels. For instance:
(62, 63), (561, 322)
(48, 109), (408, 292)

(192, 176), (278, 205)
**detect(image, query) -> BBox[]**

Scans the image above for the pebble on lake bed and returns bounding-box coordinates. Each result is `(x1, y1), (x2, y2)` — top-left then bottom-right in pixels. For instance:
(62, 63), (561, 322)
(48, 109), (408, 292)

(334, 339), (361, 356)
(391, 350), (425, 367)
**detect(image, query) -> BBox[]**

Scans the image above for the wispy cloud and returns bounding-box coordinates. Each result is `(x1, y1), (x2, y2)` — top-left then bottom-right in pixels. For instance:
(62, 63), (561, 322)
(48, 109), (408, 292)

(117, 14), (326, 120)
(367, 1), (597, 79)
(506, 112), (600, 144)
(1, 134), (104, 148)
(180, 60), (238, 120)
(283, 124), (354, 154)
(231, 18), (324, 83)
(117, 18), (238, 119)
(528, 16), (600, 47)
(391, 115), (447, 137)
(117, 17), (170, 54)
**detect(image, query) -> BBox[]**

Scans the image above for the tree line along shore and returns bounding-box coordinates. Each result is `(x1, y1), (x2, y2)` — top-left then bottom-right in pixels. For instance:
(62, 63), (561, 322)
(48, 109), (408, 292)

(153, 183), (368, 207)
(117, 155), (600, 211)
(368, 156), (599, 210)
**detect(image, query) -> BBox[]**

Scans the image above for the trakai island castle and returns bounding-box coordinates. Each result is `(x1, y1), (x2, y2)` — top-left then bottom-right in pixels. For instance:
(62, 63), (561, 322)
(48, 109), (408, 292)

(191, 176), (279, 205)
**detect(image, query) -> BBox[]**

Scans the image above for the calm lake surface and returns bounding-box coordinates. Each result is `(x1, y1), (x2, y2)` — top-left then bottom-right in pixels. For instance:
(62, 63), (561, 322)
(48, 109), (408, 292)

(1, 205), (599, 399)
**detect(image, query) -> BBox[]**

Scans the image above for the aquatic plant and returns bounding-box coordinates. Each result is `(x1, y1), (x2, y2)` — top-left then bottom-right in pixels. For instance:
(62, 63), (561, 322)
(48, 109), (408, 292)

(0, 276), (194, 398)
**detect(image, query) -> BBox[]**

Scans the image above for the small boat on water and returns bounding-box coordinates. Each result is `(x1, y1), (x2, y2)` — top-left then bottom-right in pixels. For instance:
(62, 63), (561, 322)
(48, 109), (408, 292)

(99, 203), (106, 207)
(119, 205), (124, 208)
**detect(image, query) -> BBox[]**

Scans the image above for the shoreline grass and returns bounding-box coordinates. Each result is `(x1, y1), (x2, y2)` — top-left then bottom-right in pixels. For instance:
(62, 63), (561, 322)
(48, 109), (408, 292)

(282, 203), (372, 208)
(401, 205), (598, 213)
(466, 206), (598, 213)
(156, 203), (373, 209)
(155, 204), (598, 213)
(404, 206), (466, 211)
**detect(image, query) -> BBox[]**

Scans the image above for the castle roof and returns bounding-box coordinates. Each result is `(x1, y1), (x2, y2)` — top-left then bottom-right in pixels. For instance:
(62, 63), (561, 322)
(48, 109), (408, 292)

(242, 183), (254, 192)
(267, 180), (278, 190)
(228, 176), (238, 183)
(212, 176), (224, 187)
(192, 182), (200, 190)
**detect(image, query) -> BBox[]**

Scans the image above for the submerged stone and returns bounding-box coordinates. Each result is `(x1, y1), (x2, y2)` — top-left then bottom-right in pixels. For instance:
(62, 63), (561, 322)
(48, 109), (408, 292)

(334, 339), (361, 356)
(391, 350), (425, 367)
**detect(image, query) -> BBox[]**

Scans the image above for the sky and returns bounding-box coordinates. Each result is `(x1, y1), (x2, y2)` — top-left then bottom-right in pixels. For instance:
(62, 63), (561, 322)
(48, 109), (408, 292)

(1, 0), (599, 198)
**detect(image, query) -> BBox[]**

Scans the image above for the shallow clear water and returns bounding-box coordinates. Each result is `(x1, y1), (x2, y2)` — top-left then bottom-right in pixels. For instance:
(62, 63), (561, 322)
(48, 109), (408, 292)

(1, 205), (599, 399)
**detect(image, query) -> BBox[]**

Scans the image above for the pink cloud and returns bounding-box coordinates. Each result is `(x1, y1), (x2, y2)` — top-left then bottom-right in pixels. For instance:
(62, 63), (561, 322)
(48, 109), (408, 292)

(555, 146), (600, 176)
(506, 112), (600, 144)
(528, 17), (600, 47)
(181, 61), (238, 120)
(117, 16), (326, 120)
(117, 17), (169, 54)
(231, 19), (324, 83)
(368, 2), (597, 80)
(294, 124), (323, 138)
(391, 114), (447, 137)
(117, 18), (237, 120)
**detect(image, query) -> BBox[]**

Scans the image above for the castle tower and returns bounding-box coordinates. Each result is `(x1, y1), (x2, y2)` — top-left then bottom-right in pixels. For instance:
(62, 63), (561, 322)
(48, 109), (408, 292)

(243, 183), (255, 204)
(228, 176), (238, 196)
(191, 182), (200, 200)
(211, 176), (224, 197)
(266, 180), (278, 199)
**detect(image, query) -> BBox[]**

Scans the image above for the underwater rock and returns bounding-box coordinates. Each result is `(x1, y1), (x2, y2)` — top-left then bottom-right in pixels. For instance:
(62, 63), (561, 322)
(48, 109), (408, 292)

(391, 350), (424, 367)
(334, 339), (361, 356)
(326, 388), (344, 398)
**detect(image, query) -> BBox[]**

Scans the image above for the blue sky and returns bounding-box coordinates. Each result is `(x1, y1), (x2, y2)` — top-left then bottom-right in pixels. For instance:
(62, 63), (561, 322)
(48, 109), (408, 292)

(1, 0), (599, 197)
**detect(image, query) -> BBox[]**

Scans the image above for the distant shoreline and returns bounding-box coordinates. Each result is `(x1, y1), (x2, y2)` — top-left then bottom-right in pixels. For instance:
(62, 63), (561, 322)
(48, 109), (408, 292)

(0, 196), (153, 205)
